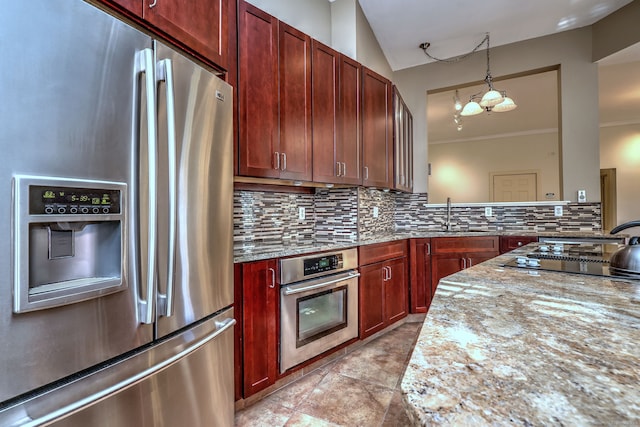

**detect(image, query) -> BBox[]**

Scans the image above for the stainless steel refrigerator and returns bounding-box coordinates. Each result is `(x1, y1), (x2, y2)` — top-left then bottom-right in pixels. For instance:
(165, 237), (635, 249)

(0, 1), (235, 425)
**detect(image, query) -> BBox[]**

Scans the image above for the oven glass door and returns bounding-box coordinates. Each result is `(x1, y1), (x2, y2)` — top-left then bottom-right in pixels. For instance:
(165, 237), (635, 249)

(296, 285), (347, 347)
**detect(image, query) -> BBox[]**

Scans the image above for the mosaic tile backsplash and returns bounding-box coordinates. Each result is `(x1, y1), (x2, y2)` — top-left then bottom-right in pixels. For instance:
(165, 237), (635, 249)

(233, 188), (602, 251)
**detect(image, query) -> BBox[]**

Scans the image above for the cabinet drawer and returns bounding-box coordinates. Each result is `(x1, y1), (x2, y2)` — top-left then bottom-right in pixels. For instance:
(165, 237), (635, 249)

(359, 239), (407, 266)
(499, 235), (538, 253)
(431, 236), (499, 254)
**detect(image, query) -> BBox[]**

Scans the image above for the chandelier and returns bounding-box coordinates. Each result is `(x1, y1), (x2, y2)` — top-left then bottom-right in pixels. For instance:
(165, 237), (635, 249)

(420, 33), (517, 117)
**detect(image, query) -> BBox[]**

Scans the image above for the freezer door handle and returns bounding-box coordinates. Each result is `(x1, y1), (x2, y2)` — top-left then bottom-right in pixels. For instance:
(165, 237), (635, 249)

(6, 317), (236, 427)
(156, 57), (177, 318)
(136, 48), (158, 325)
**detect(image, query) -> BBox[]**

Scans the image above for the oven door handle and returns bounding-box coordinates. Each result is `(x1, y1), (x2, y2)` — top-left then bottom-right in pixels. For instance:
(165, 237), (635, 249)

(283, 272), (360, 296)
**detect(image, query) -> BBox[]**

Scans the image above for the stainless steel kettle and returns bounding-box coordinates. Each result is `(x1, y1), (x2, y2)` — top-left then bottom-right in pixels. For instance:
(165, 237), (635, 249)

(609, 220), (640, 277)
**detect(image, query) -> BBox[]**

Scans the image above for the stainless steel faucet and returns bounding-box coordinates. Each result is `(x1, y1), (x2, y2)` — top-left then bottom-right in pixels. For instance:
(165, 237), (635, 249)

(445, 197), (452, 231)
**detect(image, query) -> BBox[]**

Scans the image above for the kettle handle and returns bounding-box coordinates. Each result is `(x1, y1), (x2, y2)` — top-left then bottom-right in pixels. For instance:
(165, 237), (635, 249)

(610, 220), (640, 235)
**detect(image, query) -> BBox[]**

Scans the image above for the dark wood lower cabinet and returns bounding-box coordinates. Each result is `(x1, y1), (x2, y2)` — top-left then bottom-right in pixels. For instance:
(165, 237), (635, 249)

(359, 263), (386, 337)
(240, 259), (279, 398)
(499, 235), (538, 253)
(358, 241), (408, 339)
(409, 238), (432, 313)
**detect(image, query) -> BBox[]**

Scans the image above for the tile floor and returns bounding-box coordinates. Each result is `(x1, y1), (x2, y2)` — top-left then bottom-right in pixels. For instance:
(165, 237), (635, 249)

(234, 321), (422, 427)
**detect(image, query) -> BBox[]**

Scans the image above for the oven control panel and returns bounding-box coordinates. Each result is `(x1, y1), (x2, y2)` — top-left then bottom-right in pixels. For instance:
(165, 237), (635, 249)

(303, 254), (343, 276)
(280, 248), (358, 285)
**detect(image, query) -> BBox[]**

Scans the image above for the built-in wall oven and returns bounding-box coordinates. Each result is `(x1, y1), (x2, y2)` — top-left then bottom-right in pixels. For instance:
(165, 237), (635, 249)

(279, 248), (359, 373)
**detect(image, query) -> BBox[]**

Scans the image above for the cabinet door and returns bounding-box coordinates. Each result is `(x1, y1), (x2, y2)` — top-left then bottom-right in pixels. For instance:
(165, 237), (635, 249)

(467, 252), (499, 268)
(238, 1), (279, 178)
(361, 67), (393, 188)
(385, 257), (407, 324)
(338, 55), (362, 185)
(431, 254), (464, 291)
(278, 22), (312, 181)
(241, 259), (278, 397)
(409, 239), (431, 313)
(311, 40), (339, 184)
(359, 263), (385, 339)
(144, 0), (227, 67)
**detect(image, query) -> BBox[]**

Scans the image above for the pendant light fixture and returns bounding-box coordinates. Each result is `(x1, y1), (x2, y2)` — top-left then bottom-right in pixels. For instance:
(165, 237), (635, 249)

(420, 33), (517, 118)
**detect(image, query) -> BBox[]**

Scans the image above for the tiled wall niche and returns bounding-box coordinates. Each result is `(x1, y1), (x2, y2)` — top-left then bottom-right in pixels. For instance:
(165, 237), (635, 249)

(233, 187), (602, 251)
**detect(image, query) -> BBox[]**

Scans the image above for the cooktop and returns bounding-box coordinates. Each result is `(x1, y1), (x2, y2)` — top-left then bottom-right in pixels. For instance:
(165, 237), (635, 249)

(502, 243), (640, 281)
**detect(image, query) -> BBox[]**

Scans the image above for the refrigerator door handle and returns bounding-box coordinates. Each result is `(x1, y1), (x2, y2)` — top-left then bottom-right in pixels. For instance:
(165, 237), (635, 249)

(7, 317), (237, 427)
(156, 57), (177, 318)
(136, 48), (158, 325)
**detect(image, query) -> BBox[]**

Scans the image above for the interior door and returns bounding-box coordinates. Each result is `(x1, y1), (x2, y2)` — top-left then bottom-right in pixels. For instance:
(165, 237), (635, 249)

(491, 172), (538, 202)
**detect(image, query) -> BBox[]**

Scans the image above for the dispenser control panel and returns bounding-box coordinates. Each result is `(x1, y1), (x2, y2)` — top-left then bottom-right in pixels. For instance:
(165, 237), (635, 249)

(30, 186), (121, 215)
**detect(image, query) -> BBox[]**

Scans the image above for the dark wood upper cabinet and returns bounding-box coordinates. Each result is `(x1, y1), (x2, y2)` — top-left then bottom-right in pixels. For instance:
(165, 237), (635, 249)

(238, 2), (312, 181)
(311, 41), (340, 184)
(278, 22), (313, 181)
(101, 0), (229, 69)
(393, 87), (413, 192)
(238, 1), (279, 178)
(311, 41), (362, 185)
(362, 67), (393, 188)
(144, 0), (227, 67)
(338, 55), (362, 185)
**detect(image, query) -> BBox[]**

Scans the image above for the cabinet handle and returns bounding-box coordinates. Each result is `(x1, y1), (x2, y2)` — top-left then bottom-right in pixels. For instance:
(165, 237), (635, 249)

(268, 268), (276, 288)
(336, 161), (342, 177)
(274, 152), (280, 170)
(342, 162), (347, 177)
(426, 242), (431, 255)
(382, 266), (388, 281)
(364, 166), (369, 180)
(467, 258), (473, 267)
(387, 266), (392, 280)
(149, 0), (157, 8)
(462, 258), (467, 269)
(281, 152), (287, 171)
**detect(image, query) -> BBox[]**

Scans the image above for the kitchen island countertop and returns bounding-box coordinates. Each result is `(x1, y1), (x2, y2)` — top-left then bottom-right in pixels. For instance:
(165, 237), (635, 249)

(400, 244), (640, 426)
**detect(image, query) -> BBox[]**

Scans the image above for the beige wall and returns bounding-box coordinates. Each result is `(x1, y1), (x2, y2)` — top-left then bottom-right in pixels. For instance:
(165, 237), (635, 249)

(600, 124), (640, 224)
(429, 133), (561, 203)
(246, 0), (332, 45)
(393, 28), (600, 201)
(247, 0), (392, 78)
(592, 0), (640, 61)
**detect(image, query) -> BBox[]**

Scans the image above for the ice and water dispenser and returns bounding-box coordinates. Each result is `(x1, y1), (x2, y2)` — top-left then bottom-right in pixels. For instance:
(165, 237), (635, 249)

(13, 176), (127, 312)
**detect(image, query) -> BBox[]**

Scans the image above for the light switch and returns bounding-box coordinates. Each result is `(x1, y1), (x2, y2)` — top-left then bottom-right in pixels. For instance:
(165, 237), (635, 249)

(554, 206), (563, 216)
(298, 207), (305, 220)
(484, 207), (492, 217)
(373, 206), (379, 218)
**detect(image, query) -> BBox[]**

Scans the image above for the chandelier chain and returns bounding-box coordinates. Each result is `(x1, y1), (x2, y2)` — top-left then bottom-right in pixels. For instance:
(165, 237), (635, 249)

(420, 33), (490, 63)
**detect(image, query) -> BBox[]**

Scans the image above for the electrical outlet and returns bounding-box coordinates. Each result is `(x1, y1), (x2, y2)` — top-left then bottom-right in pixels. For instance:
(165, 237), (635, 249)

(484, 207), (492, 217)
(577, 190), (587, 203)
(298, 207), (305, 220)
(373, 206), (379, 218)
(554, 206), (563, 217)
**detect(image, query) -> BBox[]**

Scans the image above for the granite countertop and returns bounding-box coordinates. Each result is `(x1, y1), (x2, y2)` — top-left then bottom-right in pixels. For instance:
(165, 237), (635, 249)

(234, 230), (624, 263)
(401, 244), (640, 426)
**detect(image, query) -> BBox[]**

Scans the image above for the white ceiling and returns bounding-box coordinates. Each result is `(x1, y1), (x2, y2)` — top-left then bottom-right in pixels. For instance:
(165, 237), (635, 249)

(354, 0), (640, 143)
(358, 0), (635, 71)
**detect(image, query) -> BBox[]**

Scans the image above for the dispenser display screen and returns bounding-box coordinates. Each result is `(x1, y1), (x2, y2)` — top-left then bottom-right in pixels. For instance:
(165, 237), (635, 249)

(30, 186), (121, 215)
